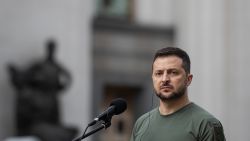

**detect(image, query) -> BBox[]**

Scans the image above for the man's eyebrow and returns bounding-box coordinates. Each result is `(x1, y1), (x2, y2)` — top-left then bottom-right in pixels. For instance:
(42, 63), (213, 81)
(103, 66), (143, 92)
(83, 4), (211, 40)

(153, 68), (164, 71)
(168, 68), (179, 71)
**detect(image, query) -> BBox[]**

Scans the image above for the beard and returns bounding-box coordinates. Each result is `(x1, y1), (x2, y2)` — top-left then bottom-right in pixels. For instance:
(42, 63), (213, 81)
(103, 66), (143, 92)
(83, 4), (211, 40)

(155, 85), (187, 101)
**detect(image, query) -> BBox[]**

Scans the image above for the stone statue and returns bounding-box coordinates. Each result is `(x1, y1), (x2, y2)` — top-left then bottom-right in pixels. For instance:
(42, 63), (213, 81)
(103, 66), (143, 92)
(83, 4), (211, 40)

(7, 39), (77, 141)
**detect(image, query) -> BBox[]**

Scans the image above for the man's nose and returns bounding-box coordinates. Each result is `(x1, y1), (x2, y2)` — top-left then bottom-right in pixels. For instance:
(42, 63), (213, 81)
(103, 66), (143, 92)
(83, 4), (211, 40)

(162, 73), (170, 82)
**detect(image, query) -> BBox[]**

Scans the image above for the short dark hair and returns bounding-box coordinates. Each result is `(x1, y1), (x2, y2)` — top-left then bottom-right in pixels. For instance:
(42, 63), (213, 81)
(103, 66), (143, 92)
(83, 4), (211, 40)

(153, 47), (191, 73)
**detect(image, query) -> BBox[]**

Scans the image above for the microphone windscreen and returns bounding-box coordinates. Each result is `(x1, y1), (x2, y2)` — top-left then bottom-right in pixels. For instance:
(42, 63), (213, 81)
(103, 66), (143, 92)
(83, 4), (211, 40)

(110, 98), (127, 115)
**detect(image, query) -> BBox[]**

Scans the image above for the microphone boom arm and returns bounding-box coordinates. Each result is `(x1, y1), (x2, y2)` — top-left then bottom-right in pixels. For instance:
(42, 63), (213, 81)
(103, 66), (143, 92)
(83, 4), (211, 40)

(73, 98), (127, 141)
(73, 118), (112, 141)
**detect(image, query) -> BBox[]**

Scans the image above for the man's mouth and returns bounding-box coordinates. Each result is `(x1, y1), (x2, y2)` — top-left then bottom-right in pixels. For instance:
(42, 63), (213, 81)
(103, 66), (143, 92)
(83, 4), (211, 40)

(160, 85), (173, 90)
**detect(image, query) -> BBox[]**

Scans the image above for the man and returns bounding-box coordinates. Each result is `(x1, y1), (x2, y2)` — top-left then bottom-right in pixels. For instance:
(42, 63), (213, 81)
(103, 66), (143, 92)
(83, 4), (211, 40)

(130, 47), (226, 141)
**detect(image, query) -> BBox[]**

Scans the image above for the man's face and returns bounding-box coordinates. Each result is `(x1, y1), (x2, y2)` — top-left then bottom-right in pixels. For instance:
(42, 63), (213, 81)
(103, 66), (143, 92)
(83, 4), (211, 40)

(152, 56), (193, 101)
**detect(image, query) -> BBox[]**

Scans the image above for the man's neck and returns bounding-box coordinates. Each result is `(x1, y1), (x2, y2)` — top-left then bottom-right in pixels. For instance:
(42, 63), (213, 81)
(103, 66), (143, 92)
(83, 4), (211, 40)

(158, 94), (190, 115)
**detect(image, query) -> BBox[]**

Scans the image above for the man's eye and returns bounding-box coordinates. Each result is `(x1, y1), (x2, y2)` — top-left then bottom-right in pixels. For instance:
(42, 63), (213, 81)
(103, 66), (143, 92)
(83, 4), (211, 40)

(172, 71), (177, 74)
(155, 72), (162, 76)
(169, 70), (179, 76)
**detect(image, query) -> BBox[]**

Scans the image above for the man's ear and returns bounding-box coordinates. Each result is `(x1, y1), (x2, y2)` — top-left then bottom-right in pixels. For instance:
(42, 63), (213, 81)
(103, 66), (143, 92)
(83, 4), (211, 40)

(186, 74), (193, 86)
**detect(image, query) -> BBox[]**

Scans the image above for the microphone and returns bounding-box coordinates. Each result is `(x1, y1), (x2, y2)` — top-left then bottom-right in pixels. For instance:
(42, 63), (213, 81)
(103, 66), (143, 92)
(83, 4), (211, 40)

(88, 98), (127, 126)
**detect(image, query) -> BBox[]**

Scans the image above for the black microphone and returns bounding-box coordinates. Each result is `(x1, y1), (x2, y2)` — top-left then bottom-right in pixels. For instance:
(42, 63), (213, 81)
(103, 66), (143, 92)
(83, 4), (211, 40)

(88, 98), (127, 126)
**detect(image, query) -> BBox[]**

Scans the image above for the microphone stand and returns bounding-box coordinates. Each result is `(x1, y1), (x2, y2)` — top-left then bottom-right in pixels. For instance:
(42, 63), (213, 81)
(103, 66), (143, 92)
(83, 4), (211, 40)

(73, 118), (112, 141)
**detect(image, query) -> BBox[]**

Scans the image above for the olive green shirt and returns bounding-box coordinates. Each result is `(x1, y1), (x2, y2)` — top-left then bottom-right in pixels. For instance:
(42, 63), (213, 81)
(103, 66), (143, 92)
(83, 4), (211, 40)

(130, 103), (225, 141)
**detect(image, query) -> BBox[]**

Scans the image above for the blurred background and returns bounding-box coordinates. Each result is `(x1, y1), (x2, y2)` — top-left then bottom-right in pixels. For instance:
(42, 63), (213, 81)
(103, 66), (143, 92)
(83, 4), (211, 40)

(0, 0), (249, 141)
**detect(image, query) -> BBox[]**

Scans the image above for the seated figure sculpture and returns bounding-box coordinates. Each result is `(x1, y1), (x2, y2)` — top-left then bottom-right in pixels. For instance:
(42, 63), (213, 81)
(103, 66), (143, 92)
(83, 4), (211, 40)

(7, 39), (77, 141)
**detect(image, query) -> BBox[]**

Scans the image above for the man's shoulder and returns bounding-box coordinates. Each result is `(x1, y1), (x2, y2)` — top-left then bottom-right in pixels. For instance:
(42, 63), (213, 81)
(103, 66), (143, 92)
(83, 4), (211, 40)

(188, 103), (224, 131)
(134, 108), (158, 127)
(183, 103), (226, 140)
(188, 103), (218, 120)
